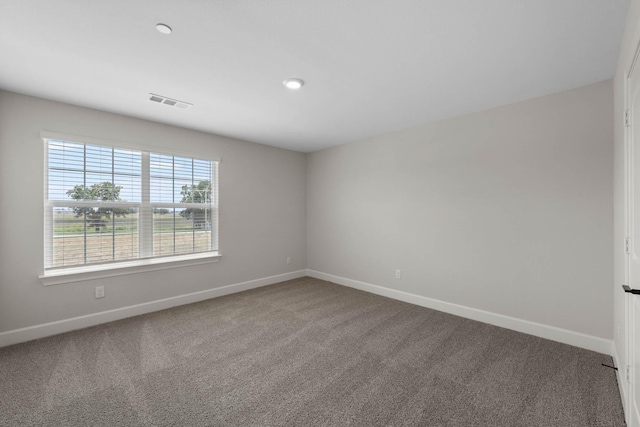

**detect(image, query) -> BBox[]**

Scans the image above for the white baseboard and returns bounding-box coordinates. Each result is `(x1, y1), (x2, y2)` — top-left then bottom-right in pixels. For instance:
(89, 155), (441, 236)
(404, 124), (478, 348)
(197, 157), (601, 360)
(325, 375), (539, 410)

(611, 341), (628, 418)
(307, 269), (612, 355)
(0, 270), (307, 348)
(2, 269), (613, 356)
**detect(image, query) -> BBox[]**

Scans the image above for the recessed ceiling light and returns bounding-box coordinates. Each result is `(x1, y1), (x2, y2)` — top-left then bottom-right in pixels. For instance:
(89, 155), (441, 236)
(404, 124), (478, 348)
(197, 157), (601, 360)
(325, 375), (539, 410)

(283, 78), (304, 90)
(156, 23), (172, 35)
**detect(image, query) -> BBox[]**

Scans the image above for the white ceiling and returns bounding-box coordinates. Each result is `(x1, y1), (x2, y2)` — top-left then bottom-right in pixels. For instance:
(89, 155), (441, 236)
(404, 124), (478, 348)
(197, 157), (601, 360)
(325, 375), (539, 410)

(0, 0), (630, 152)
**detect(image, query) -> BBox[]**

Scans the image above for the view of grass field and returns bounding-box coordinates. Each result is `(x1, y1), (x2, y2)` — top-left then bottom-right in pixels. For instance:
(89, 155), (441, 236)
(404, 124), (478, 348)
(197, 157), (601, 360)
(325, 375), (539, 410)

(52, 212), (212, 267)
(52, 212), (207, 234)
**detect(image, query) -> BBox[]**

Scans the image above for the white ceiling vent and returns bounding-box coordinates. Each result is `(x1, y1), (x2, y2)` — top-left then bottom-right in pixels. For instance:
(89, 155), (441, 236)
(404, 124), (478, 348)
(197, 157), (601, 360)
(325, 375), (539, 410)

(149, 93), (193, 110)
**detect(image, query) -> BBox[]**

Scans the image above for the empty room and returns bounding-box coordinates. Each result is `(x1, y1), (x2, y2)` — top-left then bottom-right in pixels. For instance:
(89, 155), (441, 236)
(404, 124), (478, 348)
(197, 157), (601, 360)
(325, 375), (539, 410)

(1, 0), (640, 426)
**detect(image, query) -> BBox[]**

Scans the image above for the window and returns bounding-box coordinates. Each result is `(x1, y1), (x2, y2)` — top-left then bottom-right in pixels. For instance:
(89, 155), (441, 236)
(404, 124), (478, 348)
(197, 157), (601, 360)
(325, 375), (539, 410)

(44, 136), (218, 275)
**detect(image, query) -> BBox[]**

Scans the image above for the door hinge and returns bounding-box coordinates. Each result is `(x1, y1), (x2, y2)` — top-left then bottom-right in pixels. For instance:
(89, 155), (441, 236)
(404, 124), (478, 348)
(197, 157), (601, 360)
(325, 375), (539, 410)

(626, 237), (631, 254)
(626, 110), (631, 127)
(627, 365), (631, 383)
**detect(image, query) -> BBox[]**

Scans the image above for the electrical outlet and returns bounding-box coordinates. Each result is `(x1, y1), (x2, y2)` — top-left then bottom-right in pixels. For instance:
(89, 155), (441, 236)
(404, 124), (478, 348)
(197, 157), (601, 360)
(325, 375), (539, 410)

(286, 257), (291, 265)
(95, 286), (105, 299)
(395, 269), (402, 279)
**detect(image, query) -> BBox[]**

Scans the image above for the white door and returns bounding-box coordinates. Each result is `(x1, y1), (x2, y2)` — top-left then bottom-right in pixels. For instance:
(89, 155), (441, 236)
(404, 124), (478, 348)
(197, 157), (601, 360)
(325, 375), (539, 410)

(627, 51), (640, 427)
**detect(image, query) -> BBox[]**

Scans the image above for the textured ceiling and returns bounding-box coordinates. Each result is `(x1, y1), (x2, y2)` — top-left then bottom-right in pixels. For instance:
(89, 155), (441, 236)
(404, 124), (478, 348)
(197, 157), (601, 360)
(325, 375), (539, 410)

(0, 0), (630, 152)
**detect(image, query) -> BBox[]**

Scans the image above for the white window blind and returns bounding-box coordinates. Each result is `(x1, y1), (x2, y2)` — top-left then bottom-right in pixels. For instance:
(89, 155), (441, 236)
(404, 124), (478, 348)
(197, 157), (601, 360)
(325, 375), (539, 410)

(44, 138), (218, 271)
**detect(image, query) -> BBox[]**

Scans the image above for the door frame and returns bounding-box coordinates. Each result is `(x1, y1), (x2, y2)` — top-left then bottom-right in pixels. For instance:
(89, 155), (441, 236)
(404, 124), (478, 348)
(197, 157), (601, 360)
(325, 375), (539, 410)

(625, 37), (640, 427)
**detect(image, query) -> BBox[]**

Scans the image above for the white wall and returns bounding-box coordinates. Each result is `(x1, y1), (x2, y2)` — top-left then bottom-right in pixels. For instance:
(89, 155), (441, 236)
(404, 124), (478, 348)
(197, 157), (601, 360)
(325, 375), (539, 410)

(0, 90), (306, 334)
(0, 75), (616, 354)
(307, 80), (613, 341)
(613, 0), (640, 412)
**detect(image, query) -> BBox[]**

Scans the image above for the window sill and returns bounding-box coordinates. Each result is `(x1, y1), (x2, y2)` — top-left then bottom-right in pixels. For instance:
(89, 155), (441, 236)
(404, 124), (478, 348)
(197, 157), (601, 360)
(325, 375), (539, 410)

(39, 252), (221, 286)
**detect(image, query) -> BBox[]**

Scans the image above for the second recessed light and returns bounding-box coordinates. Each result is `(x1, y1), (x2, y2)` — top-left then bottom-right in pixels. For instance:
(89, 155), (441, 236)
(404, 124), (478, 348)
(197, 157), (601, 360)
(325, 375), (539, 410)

(283, 78), (304, 90)
(156, 23), (172, 34)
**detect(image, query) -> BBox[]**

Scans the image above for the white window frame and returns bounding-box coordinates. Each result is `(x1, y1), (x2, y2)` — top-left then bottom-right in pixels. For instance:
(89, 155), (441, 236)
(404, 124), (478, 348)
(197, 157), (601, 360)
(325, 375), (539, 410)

(40, 131), (221, 286)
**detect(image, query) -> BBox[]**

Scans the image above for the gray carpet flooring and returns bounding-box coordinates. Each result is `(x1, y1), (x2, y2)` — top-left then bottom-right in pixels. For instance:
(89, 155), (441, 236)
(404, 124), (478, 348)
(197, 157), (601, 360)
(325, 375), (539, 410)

(0, 277), (625, 426)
